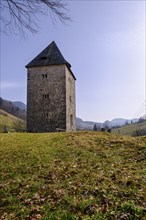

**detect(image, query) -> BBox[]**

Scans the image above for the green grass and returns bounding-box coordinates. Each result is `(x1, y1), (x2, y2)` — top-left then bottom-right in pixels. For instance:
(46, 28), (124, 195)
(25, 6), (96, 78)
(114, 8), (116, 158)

(0, 109), (26, 132)
(0, 132), (146, 219)
(112, 120), (146, 136)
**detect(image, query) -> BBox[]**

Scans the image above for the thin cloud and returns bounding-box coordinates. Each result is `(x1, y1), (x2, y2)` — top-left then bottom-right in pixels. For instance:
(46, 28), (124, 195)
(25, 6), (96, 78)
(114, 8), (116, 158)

(1, 82), (25, 89)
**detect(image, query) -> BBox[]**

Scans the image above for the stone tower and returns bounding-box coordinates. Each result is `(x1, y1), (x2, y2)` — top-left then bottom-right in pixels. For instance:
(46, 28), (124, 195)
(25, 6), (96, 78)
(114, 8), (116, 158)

(26, 41), (76, 132)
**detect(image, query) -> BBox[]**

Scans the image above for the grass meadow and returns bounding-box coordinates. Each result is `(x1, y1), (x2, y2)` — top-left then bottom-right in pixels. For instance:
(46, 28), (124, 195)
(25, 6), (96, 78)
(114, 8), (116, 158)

(0, 132), (146, 219)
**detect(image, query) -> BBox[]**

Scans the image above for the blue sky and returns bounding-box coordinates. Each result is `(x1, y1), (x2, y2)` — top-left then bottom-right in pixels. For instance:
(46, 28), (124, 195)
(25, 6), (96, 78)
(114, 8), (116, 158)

(1, 0), (145, 122)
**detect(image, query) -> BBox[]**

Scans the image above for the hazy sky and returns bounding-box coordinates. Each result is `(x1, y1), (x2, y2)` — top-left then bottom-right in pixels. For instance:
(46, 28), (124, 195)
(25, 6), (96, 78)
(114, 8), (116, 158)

(1, 0), (145, 122)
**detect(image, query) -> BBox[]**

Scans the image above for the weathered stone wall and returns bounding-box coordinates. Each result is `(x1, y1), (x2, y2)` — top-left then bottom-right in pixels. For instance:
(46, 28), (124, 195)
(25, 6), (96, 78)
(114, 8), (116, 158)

(65, 66), (76, 131)
(27, 65), (66, 132)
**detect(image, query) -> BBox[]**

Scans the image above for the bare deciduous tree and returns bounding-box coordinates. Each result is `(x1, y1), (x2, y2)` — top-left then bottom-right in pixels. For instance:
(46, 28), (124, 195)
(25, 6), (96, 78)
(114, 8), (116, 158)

(0, 0), (71, 35)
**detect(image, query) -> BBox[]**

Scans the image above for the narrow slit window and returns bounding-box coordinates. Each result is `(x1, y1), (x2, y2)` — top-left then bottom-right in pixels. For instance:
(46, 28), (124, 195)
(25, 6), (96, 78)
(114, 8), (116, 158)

(70, 115), (73, 126)
(69, 96), (72, 102)
(28, 73), (30, 80)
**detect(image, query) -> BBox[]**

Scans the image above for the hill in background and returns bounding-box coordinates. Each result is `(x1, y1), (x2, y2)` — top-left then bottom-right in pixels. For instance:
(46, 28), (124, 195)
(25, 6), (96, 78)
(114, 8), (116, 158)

(76, 117), (146, 136)
(76, 117), (134, 131)
(0, 97), (26, 121)
(113, 119), (146, 136)
(0, 109), (26, 132)
(13, 101), (27, 111)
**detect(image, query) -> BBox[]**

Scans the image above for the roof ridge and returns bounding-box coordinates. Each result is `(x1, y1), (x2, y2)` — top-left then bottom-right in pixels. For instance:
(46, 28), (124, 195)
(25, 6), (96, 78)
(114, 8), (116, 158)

(26, 41), (70, 68)
(26, 41), (76, 80)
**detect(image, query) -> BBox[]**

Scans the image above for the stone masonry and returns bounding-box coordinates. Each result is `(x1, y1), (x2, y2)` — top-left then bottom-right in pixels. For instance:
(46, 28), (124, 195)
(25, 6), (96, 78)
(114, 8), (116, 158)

(26, 41), (76, 132)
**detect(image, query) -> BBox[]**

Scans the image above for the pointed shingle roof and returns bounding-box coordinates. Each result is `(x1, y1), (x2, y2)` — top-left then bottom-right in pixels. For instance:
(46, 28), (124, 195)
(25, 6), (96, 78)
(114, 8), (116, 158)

(26, 41), (71, 67)
(26, 41), (76, 80)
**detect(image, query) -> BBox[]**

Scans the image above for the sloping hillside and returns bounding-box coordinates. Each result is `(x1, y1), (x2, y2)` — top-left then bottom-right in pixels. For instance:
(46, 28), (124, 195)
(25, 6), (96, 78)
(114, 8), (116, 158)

(113, 120), (146, 136)
(0, 109), (26, 132)
(0, 98), (26, 121)
(0, 132), (146, 219)
(13, 101), (27, 111)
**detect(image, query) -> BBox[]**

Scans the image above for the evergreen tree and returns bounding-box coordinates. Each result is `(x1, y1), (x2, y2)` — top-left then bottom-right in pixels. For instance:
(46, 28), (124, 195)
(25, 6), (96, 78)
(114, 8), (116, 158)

(93, 124), (97, 131)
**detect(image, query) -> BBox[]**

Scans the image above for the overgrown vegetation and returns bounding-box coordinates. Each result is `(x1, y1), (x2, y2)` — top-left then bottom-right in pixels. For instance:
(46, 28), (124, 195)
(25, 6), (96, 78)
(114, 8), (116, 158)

(0, 132), (146, 219)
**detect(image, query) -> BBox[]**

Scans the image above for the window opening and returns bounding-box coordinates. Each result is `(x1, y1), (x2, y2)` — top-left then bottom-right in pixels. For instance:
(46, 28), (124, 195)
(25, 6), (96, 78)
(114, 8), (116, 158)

(42, 112), (49, 118)
(70, 115), (73, 126)
(69, 96), (72, 102)
(42, 94), (49, 99)
(27, 73), (30, 80)
(42, 74), (47, 78)
(41, 57), (47, 60)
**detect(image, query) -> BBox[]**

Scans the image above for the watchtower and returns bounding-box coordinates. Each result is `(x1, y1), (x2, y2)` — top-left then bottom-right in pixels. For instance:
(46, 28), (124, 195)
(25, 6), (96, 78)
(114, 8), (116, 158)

(26, 41), (76, 132)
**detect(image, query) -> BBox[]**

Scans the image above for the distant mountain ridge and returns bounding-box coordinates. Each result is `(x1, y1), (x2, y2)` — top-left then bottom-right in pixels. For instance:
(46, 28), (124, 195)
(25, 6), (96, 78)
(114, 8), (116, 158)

(76, 117), (139, 130)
